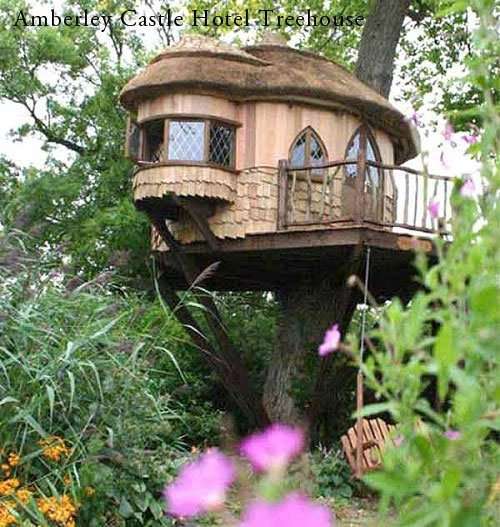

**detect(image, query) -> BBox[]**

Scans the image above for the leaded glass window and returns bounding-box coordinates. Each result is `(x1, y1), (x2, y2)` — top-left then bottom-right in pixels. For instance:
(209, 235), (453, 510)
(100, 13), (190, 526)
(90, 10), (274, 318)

(344, 127), (381, 188)
(209, 122), (235, 167)
(168, 121), (205, 162)
(289, 128), (326, 168)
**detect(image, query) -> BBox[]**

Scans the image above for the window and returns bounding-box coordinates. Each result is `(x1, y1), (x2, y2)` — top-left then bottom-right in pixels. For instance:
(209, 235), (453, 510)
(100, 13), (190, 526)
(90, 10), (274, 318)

(143, 120), (165, 162)
(344, 127), (381, 188)
(168, 121), (205, 161)
(289, 127), (327, 168)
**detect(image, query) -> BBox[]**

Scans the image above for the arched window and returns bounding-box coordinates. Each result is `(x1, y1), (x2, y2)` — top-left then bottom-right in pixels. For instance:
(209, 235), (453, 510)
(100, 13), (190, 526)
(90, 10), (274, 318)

(289, 127), (327, 168)
(344, 127), (382, 188)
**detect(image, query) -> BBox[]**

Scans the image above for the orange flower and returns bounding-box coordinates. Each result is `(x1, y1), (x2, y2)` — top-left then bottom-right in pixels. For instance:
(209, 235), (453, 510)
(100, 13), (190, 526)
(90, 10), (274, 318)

(0, 500), (17, 527)
(0, 478), (20, 497)
(37, 495), (78, 527)
(6, 454), (19, 468)
(38, 436), (70, 462)
(15, 488), (32, 504)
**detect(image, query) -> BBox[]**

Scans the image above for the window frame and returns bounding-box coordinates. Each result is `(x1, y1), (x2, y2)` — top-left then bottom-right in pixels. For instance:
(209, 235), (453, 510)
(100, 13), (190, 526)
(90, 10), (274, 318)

(288, 126), (328, 169)
(343, 125), (383, 188)
(136, 115), (238, 171)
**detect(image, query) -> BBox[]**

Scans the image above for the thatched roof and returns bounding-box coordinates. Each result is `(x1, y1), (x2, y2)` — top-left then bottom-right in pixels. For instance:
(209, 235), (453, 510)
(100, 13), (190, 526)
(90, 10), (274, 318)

(120, 35), (419, 164)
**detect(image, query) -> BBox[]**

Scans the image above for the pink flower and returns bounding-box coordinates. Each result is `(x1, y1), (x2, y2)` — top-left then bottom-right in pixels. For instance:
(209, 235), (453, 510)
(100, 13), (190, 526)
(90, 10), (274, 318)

(443, 122), (454, 141)
(463, 134), (478, 145)
(163, 449), (235, 518)
(393, 435), (404, 447)
(240, 494), (333, 527)
(444, 429), (462, 441)
(460, 178), (476, 198)
(318, 323), (341, 357)
(427, 199), (440, 219)
(240, 424), (304, 473)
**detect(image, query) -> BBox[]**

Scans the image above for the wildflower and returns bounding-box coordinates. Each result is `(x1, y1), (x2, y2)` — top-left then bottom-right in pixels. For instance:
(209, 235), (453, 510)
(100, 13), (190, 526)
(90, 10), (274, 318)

(240, 424), (304, 473)
(240, 493), (333, 527)
(463, 133), (478, 145)
(1, 464), (11, 477)
(442, 122), (454, 141)
(38, 436), (70, 462)
(0, 478), (20, 496)
(460, 178), (476, 198)
(15, 488), (32, 504)
(37, 495), (77, 527)
(6, 454), (19, 468)
(163, 449), (235, 518)
(408, 111), (422, 128)
(318, 324), (341, 357)
(444, 429), (461, 441)
(0, 501), (17, 527)
(393, 435), (404, 447)
(427, 199), (440, 220)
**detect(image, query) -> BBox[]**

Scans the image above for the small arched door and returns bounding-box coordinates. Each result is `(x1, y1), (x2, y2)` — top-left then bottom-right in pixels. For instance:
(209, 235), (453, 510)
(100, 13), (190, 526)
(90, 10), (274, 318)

(342, 126), (384, 222)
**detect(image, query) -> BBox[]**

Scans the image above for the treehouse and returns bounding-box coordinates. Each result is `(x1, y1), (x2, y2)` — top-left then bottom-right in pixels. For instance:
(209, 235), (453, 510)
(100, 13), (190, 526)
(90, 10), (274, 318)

(120, 34), (452, 298)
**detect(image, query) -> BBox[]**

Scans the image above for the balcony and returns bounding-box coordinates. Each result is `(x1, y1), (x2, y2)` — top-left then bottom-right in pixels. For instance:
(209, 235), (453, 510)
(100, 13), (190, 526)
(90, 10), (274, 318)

(278, 159), (453, 236)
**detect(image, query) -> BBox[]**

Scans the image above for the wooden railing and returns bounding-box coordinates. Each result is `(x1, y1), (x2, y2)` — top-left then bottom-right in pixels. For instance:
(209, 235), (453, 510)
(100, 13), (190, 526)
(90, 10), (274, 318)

(278, 159), (454, 235)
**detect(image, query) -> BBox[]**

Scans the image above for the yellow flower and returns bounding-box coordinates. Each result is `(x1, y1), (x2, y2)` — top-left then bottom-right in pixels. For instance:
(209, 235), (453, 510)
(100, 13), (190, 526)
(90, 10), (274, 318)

(38, 436), (71, 462)
(6, 454), (19, 469)
(0, 478), (20, 497)
(63, 475), (72, 486)
(37, 495), (78, 527)
(0, 466), (10, 478)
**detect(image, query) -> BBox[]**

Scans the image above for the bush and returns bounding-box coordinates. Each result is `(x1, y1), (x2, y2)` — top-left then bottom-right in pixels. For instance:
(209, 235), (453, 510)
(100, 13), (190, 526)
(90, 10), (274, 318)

(0, 232), (222, 526)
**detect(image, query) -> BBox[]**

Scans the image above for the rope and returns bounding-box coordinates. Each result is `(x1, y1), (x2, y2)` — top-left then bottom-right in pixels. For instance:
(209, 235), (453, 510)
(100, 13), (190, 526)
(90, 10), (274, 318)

(355, 246), (372, 477)
(359, 247), (371, 363)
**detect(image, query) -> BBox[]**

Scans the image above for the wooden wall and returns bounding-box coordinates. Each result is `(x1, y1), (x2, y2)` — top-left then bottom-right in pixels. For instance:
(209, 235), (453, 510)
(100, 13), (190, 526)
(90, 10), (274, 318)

(134, 93), (398, 247)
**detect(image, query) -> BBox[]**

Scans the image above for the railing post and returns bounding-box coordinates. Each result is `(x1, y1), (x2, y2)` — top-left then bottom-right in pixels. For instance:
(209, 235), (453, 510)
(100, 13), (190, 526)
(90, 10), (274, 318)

(277, 159), (289, 230)
(355, 126), (367, 224)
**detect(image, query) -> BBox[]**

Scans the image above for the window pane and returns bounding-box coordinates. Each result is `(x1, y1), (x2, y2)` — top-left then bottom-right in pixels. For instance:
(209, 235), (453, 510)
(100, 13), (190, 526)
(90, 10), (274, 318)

(209, 123), (234, 167)
(345, 132), (360, 178)
(168, 121), (205, 161)
(310, 136), (325, 164)
(127, 118), (140, 159)
(290, 133), (307, 166)
(366, 138), (379, 187)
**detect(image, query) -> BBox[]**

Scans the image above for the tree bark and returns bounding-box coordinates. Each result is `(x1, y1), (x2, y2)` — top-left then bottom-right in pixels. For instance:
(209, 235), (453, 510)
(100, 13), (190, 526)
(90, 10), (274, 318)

(263, 251), (363, 432)
(355, 0), (411, 98)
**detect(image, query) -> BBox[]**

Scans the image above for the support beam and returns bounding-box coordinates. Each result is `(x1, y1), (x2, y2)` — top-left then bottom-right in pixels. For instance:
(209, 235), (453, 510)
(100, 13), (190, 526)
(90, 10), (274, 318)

(148, 211), (269, 427)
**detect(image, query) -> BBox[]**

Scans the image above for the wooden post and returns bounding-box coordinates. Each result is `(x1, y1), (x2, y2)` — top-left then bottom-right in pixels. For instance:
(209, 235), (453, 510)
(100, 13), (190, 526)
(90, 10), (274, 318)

(355, 126), (367, 224)
(277, 159), (288, 230)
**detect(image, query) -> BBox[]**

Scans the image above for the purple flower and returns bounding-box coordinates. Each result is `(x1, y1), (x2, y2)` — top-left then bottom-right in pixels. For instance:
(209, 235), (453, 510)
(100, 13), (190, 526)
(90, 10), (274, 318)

(318, 324), (341, 357)
(444, 429), (462, 441)
(408, 111), (422, 128)
(163, 449), (235, 518)
(427, 199), (440, 220)
(240, 494), (333, 527)
(443, 122), (454, 141)
(240, 424), (304, 473)
(460, 178), (476, 198)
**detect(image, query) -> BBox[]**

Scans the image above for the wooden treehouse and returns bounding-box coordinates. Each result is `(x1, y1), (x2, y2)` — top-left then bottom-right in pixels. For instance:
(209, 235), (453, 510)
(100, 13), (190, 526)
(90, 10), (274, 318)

(119, 34), (453, 430)
(121, 34), (452, 299)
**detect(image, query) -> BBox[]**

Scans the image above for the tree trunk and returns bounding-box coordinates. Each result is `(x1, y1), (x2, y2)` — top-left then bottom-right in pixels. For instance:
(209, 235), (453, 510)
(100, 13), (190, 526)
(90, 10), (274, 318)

(263, 253), (363, 435)
(355, 0), (411, 98)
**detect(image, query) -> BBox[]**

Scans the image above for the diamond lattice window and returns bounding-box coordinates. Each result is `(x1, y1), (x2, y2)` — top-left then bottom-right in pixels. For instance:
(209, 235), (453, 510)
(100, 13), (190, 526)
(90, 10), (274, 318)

(289, 128), (326, 168)
(209, 123), (235, 167)
(168, 121), (205, 161)
(344, 128), (381, 187)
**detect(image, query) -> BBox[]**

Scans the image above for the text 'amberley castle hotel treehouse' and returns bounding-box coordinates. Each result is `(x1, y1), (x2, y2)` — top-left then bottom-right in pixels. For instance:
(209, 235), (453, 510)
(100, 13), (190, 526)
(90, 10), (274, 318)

(119, 34), (454, 429)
